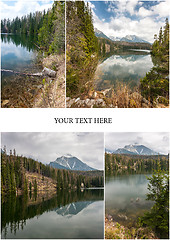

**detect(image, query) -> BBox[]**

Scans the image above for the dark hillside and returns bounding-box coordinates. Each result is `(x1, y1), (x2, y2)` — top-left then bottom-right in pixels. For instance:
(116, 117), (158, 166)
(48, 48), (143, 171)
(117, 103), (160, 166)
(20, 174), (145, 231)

(1, 147), (104, 197)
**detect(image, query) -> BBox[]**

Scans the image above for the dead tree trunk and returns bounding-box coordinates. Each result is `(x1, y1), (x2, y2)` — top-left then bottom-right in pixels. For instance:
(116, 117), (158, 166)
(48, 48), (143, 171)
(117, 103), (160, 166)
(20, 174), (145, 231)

(1, 69), (43, 77)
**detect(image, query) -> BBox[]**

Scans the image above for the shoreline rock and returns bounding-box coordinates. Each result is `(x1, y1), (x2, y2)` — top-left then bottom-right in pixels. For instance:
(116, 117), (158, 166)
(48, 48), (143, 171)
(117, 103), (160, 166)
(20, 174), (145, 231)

(66, 88), (157, 108)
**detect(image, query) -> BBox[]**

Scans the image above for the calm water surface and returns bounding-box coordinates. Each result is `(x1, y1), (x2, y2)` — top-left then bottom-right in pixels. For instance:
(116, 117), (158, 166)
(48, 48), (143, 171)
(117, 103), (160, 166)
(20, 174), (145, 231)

(105, 174), (153, 227)
(1, 34), (43, 107)
(1, 189), (104, 239)
(1, 34), (37, 71)
(94, 50), (153, 91)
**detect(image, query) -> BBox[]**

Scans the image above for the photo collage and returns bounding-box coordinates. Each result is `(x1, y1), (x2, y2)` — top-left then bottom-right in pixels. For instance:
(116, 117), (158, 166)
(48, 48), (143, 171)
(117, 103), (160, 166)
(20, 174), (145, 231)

(0, 0), (169, 239)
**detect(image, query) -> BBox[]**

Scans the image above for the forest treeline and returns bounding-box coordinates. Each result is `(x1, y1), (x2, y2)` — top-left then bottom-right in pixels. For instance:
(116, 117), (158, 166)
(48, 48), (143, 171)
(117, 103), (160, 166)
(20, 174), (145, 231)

(97, 38), (151, 57)
(105, 153), (169, 176)
(1, 1), (65, 55)
(1, 147), (104, 196)
(140, 18), (169, 105)
(38, 1), (65, 54)
(1, 11), (45, 36)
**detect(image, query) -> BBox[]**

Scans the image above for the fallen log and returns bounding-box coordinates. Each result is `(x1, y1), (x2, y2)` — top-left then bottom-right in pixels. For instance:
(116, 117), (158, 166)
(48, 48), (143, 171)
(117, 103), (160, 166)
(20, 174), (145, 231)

(1, 67), (56, 77)
(1, 69), (43, 76)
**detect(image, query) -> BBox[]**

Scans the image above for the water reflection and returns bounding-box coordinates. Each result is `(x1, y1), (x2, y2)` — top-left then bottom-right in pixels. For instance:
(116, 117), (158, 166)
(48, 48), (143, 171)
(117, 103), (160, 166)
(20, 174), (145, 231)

(56, 201), (93, 217)
(1, 189), (104, 239)
(1, 34), (37, 52)
(105, 174), (153, 227)
(95, 50), (153, 91)
(1, 34), (43, 107)
(1, 34), (37, 71)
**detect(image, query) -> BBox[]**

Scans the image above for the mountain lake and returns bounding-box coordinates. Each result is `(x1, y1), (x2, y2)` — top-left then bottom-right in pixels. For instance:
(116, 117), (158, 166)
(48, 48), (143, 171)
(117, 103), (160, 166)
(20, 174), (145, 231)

(105, 173), (154, 228)
(1, 189), (104, 239)
(94, 49), (153, 91)
(1, 34), (43, 107)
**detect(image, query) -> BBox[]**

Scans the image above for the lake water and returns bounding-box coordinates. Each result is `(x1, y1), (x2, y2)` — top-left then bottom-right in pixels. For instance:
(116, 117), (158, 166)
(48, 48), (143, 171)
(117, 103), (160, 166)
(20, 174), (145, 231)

(105, 174), (153, 228)
(1, 189), (104, 239)
(94, 50), (153, 91)
(1, 34), (38, 72)
(1, 34), (42, 107)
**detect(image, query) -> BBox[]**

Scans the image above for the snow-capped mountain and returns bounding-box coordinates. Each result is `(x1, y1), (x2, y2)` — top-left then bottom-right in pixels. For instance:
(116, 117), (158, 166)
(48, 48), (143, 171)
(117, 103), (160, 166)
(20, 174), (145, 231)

(109, 36), (121, 41)
(49, 154), (96, 171)
(94, 28), (111, 40)
(94, 28), (150, 44)
(114, 144), (158, 155)
(55, 201), (93, 218)
(120, 35), (150, 43)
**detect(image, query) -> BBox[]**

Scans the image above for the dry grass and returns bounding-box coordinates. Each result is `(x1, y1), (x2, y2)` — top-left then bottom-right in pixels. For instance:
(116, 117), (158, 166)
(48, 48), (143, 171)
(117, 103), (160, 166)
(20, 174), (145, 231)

(111, 83), (145, 108)
(105, 217), (157, 239)
(25, 171), (56, 192)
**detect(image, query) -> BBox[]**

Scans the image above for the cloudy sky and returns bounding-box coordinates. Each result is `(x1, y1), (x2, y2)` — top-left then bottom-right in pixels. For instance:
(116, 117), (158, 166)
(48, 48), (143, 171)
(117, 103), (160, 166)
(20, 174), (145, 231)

(89, 0), (170, 43)
(1, 132), (104, 170)
(1, 0), (53, 20)
(105, 132), (169, 154)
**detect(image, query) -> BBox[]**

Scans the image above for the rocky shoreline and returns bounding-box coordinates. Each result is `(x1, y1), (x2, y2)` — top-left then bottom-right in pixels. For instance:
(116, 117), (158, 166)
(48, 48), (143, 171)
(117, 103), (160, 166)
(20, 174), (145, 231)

(66, 87), (167, 108)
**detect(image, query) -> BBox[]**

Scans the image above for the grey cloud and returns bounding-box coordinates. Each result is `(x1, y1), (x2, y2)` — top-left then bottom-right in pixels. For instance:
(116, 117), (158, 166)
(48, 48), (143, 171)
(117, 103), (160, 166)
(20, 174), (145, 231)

(1, 132), (104, 170)
(105, 132), (169, 155)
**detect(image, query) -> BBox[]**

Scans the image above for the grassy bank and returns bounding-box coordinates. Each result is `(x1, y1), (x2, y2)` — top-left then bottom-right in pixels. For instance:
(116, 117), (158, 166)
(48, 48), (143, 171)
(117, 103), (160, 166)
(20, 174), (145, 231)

(105, 217), (157, 239)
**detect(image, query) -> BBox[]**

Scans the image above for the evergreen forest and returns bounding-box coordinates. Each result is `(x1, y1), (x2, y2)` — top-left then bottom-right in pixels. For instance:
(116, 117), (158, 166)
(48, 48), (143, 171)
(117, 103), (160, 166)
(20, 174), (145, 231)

(66, 1), (98, 97)
(1, 1), (65, 55)
(1, 147), (104, 198)
(140, 18), (169, 105)
(1, 11), (45, 36)
(105, 153), (169, 176)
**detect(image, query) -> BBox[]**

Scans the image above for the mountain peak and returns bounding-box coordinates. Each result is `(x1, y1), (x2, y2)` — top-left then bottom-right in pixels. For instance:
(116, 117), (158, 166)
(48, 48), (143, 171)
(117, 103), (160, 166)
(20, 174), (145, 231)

(50, 155), (96, 171)
(120, 35), (150, 44)
(62, 153), (73, 158)
(96, 28), (151, 44)
(111, 144), (159, 155)
(94, 28), (111, 40)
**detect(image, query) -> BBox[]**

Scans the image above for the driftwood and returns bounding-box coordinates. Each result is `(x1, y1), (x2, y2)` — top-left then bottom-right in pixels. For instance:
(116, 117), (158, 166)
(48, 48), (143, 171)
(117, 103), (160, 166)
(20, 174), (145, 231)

(1, 69), (43, 77)
(1, 67), (56, 78)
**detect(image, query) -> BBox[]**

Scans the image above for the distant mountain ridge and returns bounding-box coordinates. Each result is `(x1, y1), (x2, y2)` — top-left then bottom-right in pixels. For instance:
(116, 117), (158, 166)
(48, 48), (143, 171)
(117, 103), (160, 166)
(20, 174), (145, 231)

(120, 35), (150, 44)
(109, 36), (121, 41)
(94, 28), (111, 40)
(107, 144), (159, 155)
(49, 154), (96, 171)
(94, 28), (150, 44)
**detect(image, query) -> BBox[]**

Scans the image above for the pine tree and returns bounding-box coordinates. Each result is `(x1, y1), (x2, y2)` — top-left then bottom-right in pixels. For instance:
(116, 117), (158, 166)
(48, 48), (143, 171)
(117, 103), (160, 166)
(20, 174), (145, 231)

(33, 179), (37, 194)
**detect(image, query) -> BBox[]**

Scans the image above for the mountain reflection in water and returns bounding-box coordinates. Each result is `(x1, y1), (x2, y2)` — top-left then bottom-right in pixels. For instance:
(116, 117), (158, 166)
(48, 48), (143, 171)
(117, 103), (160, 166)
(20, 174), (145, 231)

(1, 189), (104, 239)
(56, 201), (93, 217)
(94, 50), (153, 91)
